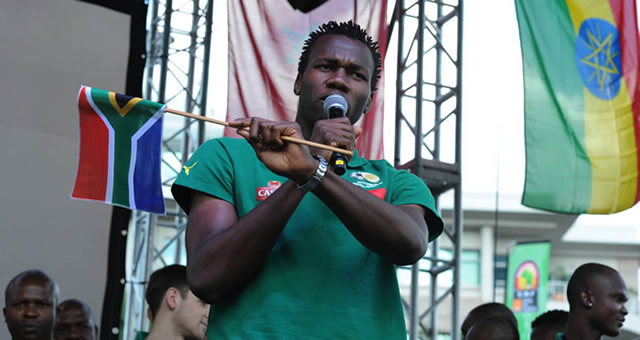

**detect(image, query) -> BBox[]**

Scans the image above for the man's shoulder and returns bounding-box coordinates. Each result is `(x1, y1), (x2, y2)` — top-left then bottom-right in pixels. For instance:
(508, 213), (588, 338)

(202, 136), (250, 150)
(350, 153), (394, 171)
(134, 331), (149, 340)
(191, 137), (255, 162)
(354, 156), (419, 181)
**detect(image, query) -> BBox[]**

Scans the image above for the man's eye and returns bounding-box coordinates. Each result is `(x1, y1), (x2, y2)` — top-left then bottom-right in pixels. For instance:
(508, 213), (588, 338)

(317, 64), (331, 71)
(349, 71), (366, 80)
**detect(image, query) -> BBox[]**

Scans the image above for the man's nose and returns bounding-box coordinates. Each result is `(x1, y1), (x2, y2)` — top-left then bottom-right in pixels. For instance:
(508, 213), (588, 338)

(621, 304), (629, 315)
(326, 69), (349, 92)
(22, 304), (39, 318)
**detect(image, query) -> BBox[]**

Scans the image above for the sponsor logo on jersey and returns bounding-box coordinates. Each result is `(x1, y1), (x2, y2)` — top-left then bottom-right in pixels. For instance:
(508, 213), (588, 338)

(256, 181), (281, 201)
(183, 161), (197, 176)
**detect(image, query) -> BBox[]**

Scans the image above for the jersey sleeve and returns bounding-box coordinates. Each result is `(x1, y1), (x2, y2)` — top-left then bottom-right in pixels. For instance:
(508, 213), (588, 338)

(171, 138), (237, 214)
(389, 169), (444, 242)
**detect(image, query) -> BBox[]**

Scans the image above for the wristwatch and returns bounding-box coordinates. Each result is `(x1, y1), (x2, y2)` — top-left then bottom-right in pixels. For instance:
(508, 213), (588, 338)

(297, 155), (328, 193)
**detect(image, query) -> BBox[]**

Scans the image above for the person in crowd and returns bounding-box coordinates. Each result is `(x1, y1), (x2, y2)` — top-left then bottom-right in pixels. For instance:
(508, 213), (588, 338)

(464, 315), (519, 340)
(171, 20), (444, 338)
(461, 302), (518, 337)
(143, 264), (208, 340)
(530, 309), (568, 340)
(4, 269), (59, 340)
(54, 299), (98, 340)
(560, 263), (628, 340)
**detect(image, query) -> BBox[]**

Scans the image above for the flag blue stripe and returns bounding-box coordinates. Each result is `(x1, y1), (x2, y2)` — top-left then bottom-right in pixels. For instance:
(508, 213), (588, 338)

(133, 117), (165, 214)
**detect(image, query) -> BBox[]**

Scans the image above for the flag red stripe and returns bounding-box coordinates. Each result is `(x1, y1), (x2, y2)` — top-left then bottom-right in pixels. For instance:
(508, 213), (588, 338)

(609, 0), (640, 203)
(72, 87), (110, 200)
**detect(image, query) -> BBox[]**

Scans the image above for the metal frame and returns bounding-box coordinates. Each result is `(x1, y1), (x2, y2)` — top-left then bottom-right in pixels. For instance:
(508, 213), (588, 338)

(392, 0), (463, 339)
(121, 0), (213, 338)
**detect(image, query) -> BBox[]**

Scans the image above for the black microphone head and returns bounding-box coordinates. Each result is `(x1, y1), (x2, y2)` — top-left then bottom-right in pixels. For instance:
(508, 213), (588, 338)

(323, 94), (348, 119)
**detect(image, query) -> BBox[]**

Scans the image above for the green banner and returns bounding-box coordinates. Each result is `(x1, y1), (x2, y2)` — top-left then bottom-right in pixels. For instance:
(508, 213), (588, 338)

(505, 240), (551, 339)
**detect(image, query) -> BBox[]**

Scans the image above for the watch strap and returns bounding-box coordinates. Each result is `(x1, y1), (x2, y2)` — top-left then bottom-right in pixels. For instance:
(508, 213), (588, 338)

(297, 155), (328, 193)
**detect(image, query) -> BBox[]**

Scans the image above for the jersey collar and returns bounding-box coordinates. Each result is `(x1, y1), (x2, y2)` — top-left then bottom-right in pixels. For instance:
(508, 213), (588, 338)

(347, 149), (368, 168)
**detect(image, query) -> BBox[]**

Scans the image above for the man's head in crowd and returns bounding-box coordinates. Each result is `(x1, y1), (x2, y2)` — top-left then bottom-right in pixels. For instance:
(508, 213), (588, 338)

(530, 309), (569, 340)
(145, 264), (209, 340)
(54, 299), (98, 340)
(461, 302), (518, 337)
(4, 269), (59, 340)
(566, 263), (628, 337)
(464, 315), (519, 340)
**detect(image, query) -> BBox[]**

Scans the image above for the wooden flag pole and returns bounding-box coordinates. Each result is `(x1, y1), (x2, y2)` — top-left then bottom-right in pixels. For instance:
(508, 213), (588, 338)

(165, 108), (354, 156)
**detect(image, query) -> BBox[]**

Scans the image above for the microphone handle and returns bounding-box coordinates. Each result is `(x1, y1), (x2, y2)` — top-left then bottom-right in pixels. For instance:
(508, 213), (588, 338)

(328, 109), (348, 176)
(330, 152), (347, 176)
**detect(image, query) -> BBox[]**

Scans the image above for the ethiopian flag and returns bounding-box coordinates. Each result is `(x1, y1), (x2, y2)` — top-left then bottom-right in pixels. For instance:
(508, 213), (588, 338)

(71, 86), (166, 214)
(516, 0), (640, 214)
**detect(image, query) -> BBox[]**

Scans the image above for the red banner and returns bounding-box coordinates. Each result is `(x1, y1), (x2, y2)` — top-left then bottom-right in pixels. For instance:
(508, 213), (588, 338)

(226, 0), (388, 160)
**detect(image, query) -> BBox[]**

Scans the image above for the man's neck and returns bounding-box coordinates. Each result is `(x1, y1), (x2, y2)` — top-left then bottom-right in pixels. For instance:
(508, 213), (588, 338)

(146, 313), (183, 340)
(563, 315), (602, 340)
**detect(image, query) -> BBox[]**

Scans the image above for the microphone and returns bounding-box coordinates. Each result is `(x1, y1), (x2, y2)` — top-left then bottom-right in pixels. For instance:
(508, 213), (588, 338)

(323, 94), (349, 176)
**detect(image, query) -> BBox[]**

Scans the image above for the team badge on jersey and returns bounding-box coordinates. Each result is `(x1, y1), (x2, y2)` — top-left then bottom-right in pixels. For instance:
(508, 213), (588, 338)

(348, 171), (382, 189)
(256, 181), (281, 201)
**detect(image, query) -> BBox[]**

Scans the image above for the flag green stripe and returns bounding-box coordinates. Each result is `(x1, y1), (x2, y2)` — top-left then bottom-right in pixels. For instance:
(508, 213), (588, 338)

(90, 89), (163, 207)
(516, 0), (592, 213)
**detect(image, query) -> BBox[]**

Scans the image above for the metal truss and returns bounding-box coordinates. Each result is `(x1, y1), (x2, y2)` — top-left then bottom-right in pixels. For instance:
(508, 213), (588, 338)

(120, 0), (463, 339)
(121, 0), (213, 338)
(392, 0), (464, 339)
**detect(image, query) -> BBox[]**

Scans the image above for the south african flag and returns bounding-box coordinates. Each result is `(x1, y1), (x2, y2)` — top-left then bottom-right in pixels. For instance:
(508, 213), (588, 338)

(71, 86), (166, 214)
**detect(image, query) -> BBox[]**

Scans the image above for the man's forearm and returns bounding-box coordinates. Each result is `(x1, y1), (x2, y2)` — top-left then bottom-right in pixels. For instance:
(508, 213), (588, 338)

(312, 170), (429, 265)
(187, 181), (305, 303)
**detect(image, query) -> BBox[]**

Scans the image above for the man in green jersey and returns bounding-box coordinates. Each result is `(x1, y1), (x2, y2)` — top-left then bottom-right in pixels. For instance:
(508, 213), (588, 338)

(172, 20), (443, 339)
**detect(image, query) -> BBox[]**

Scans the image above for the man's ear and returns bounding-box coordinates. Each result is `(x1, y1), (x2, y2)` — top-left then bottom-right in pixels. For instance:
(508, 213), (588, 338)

(294, 74), (302, 96)
(580, 290), (593, 309)
(146, 307), (153, 322)
(363, 94), (373, 114)
(165, 287), (180, 311)
(354, 126), (363, 140)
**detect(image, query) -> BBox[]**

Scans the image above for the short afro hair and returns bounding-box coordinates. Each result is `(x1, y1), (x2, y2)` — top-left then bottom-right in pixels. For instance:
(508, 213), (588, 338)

(531, 309), (569, 330)
(566, 263), (618, 309)
(297, 20), (382, 92)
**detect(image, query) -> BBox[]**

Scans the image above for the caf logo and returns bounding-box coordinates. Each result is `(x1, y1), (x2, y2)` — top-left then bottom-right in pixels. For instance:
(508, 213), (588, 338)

(512, 260), (540, 313)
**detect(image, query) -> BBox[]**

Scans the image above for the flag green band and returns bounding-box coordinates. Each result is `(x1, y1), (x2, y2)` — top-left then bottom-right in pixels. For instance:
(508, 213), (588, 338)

(517, 0), (592, 213)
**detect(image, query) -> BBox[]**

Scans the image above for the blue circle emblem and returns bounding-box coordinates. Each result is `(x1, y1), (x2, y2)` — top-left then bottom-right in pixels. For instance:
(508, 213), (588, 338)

(575, 18), (622, 100)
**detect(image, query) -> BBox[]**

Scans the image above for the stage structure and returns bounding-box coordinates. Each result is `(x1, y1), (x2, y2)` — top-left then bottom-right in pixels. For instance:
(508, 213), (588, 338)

(392, 0), (463, 338)
(120, 0), (213, 338)
(120, 1), (463, 339)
